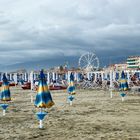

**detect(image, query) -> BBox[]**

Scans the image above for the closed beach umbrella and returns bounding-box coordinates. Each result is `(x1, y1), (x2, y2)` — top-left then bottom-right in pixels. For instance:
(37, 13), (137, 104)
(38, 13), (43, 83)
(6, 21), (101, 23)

(67, 72), (76, 95)
(34, 70), (54, 108)
(0, 73), (11, 101)
(119, 71), (129, 91)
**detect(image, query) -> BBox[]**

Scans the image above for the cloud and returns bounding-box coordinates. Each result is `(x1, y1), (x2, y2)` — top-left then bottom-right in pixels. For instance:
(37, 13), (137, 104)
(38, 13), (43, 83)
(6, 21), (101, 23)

(0, 0), (140, 70)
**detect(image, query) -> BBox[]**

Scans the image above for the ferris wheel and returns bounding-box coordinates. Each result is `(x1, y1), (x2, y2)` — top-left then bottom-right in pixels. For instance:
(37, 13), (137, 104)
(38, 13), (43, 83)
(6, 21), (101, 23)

(78, 52), (99, 71)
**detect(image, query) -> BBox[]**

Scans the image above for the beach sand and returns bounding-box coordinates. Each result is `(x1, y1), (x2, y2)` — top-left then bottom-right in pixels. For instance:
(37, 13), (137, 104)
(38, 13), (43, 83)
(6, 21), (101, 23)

(0, 87), (140, 140)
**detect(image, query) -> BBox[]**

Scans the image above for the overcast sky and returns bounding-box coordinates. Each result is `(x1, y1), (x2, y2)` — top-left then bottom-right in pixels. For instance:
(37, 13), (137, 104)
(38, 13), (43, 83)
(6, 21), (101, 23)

(0, 0), (140, 70)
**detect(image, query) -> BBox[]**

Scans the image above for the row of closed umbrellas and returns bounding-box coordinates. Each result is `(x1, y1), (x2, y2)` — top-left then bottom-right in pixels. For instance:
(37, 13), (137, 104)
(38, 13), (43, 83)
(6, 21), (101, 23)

(0, 70), (128, 128)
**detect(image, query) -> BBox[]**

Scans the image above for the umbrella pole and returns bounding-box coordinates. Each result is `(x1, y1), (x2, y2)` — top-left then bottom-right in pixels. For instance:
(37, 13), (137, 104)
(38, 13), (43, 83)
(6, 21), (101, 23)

(70, 100), (73, 106)
(39, 119), (43, 129)
(40, 108), (43, 112)
(30, 88), (34, 103)
(120, 92), (126, 102)
(68, 95), (74, 106)
(121, 97), (124, 102)
(39, 108), (43, 129)
(39, 108), (43, 128)
(1, 103), (9, 116)
(3, 109), (6, 116)
(110, 90), (113, 98)
(3, 101), (6, 116)
(31, 92), (33, 103)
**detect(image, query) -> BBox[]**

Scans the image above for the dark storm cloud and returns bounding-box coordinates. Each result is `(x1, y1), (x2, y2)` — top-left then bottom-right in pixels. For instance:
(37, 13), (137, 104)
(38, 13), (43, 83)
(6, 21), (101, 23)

(0, 0), (140, 70)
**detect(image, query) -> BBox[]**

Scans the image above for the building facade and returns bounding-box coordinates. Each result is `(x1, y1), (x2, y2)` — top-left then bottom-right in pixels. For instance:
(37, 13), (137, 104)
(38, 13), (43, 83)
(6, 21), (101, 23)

(127, 56), (140, 69)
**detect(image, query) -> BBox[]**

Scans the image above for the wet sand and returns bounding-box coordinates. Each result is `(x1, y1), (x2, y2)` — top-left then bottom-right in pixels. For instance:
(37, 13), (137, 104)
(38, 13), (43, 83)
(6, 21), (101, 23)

(0, 87), (140, 140)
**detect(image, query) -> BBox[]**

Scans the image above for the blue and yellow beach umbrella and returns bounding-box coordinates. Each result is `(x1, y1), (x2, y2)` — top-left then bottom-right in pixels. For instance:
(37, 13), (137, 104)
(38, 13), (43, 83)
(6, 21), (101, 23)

(34, 70), (54, 108)
(0, 73), (11, 101)
(67, 72), (76, 95)
(119, 71), (129, 91)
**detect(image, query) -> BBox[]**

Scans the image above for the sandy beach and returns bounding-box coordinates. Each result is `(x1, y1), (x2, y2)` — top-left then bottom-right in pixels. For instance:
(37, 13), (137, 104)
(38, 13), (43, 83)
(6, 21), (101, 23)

(0, 87), (140, 140)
